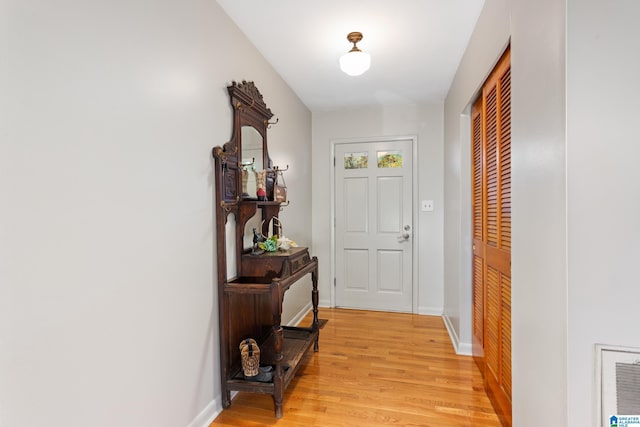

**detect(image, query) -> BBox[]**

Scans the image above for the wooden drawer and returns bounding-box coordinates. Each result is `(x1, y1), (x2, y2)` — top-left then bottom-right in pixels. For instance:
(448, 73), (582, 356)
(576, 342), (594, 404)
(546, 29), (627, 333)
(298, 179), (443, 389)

(241, 247), (310, 280)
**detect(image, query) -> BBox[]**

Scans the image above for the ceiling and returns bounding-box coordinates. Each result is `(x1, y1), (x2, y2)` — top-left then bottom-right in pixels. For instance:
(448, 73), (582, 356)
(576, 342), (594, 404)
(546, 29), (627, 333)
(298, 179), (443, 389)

(216, 0), (485, 112)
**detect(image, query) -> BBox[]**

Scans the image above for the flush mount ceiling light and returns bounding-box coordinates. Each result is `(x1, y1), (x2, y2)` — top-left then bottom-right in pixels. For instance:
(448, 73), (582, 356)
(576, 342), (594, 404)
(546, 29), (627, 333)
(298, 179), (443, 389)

(339, 32), (371, 76)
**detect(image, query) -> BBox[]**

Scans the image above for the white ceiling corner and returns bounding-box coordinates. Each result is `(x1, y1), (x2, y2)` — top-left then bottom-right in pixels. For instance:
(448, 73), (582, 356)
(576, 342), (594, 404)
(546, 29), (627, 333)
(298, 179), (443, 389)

(216, 0), (485, 112)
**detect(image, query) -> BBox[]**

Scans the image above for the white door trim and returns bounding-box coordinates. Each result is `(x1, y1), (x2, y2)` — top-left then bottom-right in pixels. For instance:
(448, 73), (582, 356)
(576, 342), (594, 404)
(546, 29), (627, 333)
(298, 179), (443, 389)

(330, 135), (419, 313)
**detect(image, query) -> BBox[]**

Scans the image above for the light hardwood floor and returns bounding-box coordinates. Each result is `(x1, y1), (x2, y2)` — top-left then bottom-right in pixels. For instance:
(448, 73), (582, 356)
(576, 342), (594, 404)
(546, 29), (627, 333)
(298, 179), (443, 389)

(210, 308), (501, 427)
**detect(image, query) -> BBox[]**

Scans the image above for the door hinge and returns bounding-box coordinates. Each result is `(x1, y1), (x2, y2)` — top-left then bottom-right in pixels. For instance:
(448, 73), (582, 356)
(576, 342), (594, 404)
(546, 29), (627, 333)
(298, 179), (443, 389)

(334, 278), (336, 287)
(333, 156), (336, 167)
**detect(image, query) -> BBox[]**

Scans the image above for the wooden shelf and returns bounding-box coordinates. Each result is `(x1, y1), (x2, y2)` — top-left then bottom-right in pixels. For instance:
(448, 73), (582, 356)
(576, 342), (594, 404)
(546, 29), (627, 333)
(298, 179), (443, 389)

(226, 326), (321, 394)
(217, 253), (319, 418)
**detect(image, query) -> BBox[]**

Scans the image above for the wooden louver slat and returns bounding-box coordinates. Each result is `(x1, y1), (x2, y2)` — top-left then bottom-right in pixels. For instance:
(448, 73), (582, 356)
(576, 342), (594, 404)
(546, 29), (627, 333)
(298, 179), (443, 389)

(473, 255), (484, 341)
(499, 68), (512, 251)
(472, 110), (484, 241)
(501, 275), (512, 397)
(485, 85), (499, 248)
(486, 266), (501, 379)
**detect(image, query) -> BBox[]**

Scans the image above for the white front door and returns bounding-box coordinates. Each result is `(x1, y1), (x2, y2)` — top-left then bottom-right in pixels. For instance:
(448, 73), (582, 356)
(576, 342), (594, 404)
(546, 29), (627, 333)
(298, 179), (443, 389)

(334, 139), (413, 312)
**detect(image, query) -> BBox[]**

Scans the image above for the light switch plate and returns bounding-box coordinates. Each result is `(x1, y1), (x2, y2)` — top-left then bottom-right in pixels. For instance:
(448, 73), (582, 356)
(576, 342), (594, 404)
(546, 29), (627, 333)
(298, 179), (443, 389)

(421, 200), (434, 212)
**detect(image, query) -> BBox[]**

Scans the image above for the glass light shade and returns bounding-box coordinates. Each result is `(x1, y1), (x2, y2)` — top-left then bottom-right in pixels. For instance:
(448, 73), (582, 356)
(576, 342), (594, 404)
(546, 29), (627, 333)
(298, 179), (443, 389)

(339, 50), (371, 76)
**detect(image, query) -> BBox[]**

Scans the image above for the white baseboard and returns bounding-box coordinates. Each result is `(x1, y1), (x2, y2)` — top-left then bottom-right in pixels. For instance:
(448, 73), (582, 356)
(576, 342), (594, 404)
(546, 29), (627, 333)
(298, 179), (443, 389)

(186, 399), (221, 427)
(442, 314), (473, 356)
(319, 299), (332, 308)
(287, 302), (312, 326)
(456, 341), (472, 355)
(418, 305), (443, 316)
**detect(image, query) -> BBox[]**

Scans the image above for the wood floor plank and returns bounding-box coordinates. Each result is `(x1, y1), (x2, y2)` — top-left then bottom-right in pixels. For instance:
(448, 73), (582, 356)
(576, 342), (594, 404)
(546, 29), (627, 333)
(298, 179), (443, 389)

(210, 308), (500, 426)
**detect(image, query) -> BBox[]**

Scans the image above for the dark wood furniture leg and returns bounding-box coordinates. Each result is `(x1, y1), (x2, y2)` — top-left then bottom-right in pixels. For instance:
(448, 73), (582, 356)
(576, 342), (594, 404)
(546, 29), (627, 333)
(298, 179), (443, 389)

(272, 326), (284, 418)
(312, 267), (319, 351)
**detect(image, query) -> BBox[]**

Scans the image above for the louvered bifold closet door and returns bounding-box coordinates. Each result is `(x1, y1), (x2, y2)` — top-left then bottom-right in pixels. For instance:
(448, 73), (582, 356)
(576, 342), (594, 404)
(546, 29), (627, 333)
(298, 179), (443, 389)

(471, 47), (511, 427)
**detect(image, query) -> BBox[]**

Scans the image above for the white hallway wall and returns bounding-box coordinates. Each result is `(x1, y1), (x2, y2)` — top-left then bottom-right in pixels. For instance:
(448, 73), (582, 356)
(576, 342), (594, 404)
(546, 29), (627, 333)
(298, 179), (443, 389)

(0, 1), (312, 426)
(566, 1), (640, 425)
(445, 0), (640, 425)
(312, 104), (444, 315)
(443, 0), (511, 355)
(444, 0), (568, 424)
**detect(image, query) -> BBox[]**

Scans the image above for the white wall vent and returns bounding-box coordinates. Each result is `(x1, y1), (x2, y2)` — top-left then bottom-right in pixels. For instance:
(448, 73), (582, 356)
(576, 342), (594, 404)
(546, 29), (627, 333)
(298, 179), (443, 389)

(596, 344), (640, 427)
